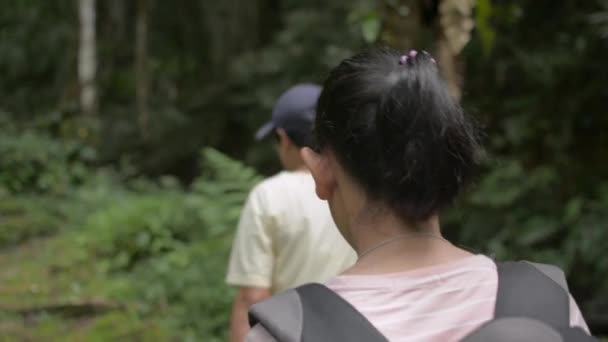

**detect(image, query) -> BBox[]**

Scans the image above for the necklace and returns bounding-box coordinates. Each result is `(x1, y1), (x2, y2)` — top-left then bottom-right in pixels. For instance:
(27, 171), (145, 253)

(357, 233), (451, 260)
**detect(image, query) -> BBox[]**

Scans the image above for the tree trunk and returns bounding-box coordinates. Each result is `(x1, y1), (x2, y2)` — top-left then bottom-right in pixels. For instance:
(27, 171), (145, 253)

(78, 0), (97, 116)
(135, 0), (149, 138)
(379, 0), (475, 100)
(436, 0), (475, 100)
(109, 0), (126, 42)
(437, 33), (463, 99)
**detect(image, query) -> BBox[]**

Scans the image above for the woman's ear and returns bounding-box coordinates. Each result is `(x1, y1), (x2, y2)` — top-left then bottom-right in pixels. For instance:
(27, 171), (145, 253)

(301, 147), (335, 200)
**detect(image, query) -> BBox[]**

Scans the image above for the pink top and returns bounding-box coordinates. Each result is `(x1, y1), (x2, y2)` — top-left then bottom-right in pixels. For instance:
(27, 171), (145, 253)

(247, 255), (589, 342)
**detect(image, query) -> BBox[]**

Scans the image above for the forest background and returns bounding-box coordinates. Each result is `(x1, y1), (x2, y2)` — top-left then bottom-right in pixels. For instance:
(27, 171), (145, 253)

(0, 0), (607, 340)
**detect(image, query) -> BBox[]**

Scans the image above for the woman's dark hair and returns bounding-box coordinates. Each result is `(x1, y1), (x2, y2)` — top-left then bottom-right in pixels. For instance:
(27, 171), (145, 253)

(315, 47), (483, 222)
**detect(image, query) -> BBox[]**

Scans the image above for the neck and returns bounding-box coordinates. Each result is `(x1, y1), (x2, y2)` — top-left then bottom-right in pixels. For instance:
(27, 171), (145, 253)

(350, 210), (442, 254)
(344, 208), (471, 275)
(284, 155), (308, 171)
(285, 162), (308, 172)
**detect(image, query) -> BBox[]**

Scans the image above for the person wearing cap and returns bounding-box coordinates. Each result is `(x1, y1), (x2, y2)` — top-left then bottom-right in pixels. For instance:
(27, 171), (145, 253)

(226, 84), (356, 342)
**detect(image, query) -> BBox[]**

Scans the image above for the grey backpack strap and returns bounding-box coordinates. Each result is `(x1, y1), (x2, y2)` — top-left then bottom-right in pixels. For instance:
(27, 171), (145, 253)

(249, 283), (387, 342)
(463, 317), (566, 342)
(296, 283), (388, 342)
(525, 261), (569, 292)
(495, 261), (570, 328)
(249, 289), (303, 342)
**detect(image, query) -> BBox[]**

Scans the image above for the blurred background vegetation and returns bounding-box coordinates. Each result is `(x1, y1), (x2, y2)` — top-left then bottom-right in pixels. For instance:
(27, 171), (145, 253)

(0, 0), (606, 340)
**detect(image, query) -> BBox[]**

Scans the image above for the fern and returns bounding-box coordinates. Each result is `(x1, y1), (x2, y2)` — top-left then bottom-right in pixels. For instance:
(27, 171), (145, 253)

(124, 148), (261, 340)
(590, 0), (608, 38)
(0, 196), (64, 247)
(195, 147), (262, 195)
(79, 147), (261, 272)
(189, 148), (262, 236)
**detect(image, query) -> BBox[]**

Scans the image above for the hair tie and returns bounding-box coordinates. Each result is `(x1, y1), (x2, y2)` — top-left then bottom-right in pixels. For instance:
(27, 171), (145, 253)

(422, 50), (437, 64)
(400, 50), (436, 65)
(399, 50), (418, 65)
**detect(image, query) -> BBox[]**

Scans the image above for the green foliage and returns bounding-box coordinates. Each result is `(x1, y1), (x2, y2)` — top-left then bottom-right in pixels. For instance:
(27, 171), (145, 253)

(0, 125), (122, 248)
(447, 161), (608, 321)
(0, 147), (260, 339)
(457, 2), (608, 322)
(475, 0), (496, 55)
(132, 148), (259, 340)
(72, 148), (260, 340)
(81, 192), (201, 271)
(64, 311), (171, 342)
(1, 0), (607, 337)
(0, 130), (92, 195)
(453, 2), (608, 327)
(192, 148), (263, 235)
(126, 148), (258, 340)
(0, 0), (374, 175)
(80, 148), (260, 273)
(589, 0), (608, 38)
(0, 196), (63, 247)
(0, 1), (75, 116)
(197, 0), (372, 172)
(0, 311), (171, 342)
(0, 125), (94, 246)
(132, 237), (234, 342)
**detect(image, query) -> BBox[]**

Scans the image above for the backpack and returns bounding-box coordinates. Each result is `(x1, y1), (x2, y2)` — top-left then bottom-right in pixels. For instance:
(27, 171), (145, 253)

(249, 261), (597, 341)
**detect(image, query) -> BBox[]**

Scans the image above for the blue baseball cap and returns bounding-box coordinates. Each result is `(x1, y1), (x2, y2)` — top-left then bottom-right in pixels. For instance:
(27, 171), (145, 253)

(255, 83), (322, 141)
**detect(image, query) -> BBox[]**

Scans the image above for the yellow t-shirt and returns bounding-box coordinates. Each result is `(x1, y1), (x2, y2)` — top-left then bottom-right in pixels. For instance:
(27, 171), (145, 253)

(226, 171), (356, 293)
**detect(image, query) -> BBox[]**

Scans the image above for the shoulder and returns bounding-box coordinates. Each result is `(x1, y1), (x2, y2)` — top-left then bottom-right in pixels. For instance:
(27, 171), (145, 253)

(327, 254), (497, 290)
(253, 171), (312, 196)
(261, 171), (311, 186)
(244, 172), (300, 208)
(247, 173), (286, 202)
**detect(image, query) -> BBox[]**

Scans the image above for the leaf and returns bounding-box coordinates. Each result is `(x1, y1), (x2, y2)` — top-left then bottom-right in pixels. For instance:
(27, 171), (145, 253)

(563, 197), (583, 224)
(136, 231), (151, 248)
(361, 12), (381, 44)
(475, 0), (495, 56)
(518, 217), (560, 246)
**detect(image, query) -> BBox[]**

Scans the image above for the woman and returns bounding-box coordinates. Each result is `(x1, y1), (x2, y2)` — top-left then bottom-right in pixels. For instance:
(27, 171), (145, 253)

(247, 47), (589, 341)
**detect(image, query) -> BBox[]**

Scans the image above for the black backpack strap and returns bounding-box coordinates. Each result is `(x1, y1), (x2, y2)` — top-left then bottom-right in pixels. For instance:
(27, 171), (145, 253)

(495, 261), (570, 328)
(249, 283), (387, 342)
